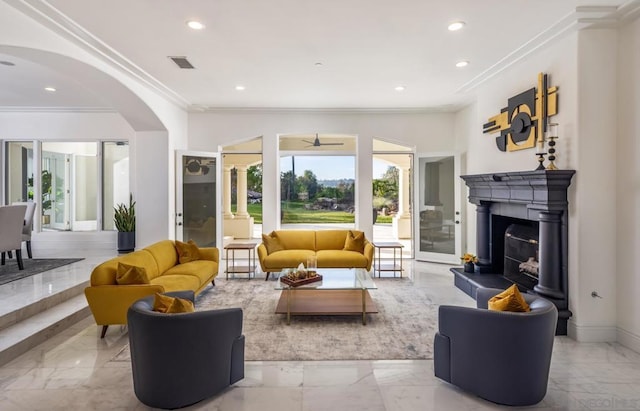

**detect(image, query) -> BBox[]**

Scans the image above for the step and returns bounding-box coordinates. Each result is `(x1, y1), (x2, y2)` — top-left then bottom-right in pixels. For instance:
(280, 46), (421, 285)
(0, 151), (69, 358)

(0, 293), (91, 366)
(0, 281), (88, 331)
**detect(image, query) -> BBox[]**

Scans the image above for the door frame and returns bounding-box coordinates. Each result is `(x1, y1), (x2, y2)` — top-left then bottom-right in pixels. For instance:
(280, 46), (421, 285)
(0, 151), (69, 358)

(413, 151), (462, 264)
(175, 150), (222, 247)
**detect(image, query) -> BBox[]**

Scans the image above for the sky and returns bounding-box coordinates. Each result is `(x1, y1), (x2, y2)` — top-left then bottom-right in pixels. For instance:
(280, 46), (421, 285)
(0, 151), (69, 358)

(280, 156), (390, 180)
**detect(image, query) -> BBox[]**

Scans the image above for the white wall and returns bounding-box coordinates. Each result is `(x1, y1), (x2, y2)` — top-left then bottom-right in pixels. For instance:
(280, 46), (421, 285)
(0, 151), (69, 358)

(616, 16), (640, 352)
(454, 26), (632, 344)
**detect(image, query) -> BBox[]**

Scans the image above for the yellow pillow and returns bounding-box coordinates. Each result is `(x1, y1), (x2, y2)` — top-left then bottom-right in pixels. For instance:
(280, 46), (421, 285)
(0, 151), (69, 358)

(176, 240), (200, 264)
(343, 230), (365, 253)
(115, 262), (149, 285)
(488, 284), (531, 312)
(152, 293), (195, 313)
(262, 232), (284, 254)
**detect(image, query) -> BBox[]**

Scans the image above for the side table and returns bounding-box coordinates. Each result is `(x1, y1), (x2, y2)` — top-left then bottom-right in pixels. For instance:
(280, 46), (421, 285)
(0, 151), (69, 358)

(224, 243), (257, 279)
(372, 242), (404, 278)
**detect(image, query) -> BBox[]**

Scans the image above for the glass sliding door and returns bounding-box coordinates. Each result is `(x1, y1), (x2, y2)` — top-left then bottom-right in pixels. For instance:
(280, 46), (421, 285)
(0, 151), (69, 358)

(414, 153), (461, 263)
(176, 151), (220, 247)
(42, 151), (70, 230)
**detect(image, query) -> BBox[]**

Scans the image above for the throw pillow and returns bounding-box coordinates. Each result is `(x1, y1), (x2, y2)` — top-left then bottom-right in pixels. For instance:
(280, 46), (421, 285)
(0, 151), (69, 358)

(262, 231), (284, 254)
(152, 293), (195, 313)
(176, 239), (200, 264)
(115, 262), (149, 285)
(488, 284), (531, 312)
(343, 230), (365, 253)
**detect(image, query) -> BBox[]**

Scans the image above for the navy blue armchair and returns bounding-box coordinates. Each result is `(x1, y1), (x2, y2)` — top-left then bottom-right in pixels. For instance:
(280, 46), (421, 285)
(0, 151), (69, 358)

(127, 291), (244, 409)
(434, 287), (557, 406)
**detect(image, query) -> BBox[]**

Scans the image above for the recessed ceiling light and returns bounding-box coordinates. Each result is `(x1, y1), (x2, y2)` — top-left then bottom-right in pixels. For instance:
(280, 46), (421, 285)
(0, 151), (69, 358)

(0, 60), (15, 66)
(448, 21), (466, 31)
(314, 62), (323, 67)
(235, 85), (246, 91)
(455, 60), (469, 68)
(394, 86), (405, 92)
(186, 20), (205, 30)
(44, 87), (56, 92)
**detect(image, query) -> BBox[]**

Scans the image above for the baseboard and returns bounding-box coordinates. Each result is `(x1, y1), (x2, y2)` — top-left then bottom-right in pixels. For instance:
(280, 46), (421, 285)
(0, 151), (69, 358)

(617, 327), (640, 354)
(567, 320), (617, 342)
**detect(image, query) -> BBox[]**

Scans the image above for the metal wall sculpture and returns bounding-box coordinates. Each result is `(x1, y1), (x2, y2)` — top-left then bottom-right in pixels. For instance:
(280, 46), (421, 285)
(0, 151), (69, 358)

(483, 73), (558, 152)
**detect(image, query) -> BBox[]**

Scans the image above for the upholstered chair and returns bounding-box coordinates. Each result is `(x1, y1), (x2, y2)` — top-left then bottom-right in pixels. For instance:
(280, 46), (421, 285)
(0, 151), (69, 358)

(12, 201), (37, 258)
(0, 205), (28, 270)
(127, 291), (245, 409)
(434, 287), (557, 406)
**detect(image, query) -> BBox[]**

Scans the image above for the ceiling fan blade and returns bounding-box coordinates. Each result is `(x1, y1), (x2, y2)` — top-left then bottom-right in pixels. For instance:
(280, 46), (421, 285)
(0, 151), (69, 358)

(301, 140), (315, 145)
(319, 142), (344, 146)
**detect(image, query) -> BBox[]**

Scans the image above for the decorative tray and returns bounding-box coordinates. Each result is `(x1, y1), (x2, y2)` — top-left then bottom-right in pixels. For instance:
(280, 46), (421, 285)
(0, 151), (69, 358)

(280, 274), (323, 287)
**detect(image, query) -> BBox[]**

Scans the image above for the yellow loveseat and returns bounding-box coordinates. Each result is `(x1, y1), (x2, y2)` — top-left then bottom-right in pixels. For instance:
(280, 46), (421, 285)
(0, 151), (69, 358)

(257, 230), (373, 280)
(85, 240), (219, 337)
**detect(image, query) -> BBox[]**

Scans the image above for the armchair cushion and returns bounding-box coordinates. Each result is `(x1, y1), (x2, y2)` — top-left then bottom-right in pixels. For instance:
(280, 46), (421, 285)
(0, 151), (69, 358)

(488, 284), (530, 312)
(152, 293), (195, 313)
(116, 263), (149, 285)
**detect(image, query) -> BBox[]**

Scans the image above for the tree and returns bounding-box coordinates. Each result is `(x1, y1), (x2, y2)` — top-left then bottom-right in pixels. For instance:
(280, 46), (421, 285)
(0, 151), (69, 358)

(247, 164), (262, 192)
(296, 170), (319, 200)
(280, 170), (296, 201)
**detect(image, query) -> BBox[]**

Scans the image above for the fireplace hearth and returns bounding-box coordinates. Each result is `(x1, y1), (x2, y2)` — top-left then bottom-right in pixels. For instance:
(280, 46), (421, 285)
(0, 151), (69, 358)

(452, 169), (575, 335)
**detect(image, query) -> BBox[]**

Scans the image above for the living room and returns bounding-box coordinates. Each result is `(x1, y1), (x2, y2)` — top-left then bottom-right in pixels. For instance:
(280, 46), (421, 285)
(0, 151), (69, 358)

(1, 1), (640, 410)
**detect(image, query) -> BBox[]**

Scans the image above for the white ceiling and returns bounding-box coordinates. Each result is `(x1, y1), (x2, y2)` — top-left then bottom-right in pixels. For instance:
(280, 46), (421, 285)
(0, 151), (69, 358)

(0, 0), (635, 112)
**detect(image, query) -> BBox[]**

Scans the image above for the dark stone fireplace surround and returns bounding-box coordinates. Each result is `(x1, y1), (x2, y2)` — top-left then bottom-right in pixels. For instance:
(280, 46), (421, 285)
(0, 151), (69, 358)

(451, 169), (575, 335)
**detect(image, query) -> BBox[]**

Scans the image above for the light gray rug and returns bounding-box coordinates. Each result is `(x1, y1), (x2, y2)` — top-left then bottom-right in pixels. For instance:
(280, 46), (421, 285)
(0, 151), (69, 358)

(114, 276), (438, 361)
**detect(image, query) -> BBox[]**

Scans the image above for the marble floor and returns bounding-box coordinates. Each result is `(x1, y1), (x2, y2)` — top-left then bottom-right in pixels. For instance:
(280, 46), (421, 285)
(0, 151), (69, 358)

(1, 256), (640, 410)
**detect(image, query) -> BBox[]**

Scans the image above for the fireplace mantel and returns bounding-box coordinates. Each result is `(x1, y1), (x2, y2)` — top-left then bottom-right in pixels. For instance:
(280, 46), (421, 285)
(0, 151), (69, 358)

(463, 170), (575, 215)
(455, 169), (575, 335)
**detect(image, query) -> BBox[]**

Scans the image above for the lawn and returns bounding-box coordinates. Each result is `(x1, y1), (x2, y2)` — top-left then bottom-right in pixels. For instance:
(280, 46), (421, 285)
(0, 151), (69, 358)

(232, 201), (393, 224)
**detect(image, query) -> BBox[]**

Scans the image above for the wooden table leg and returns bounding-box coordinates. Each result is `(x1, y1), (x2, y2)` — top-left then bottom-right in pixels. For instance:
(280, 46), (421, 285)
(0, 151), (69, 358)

(362, 288), (367, 325)
(287, 289), (291, 325)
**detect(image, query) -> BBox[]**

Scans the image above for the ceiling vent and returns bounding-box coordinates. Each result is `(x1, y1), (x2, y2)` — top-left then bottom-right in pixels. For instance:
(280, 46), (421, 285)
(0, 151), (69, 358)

(169, 56), (194, 69)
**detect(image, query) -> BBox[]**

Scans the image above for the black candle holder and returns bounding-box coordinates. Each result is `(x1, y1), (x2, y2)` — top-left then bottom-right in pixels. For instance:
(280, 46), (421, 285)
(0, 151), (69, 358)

(546, 136), (558, 170)
(545, 123), (559, 170)
(535, 152), (547, 170)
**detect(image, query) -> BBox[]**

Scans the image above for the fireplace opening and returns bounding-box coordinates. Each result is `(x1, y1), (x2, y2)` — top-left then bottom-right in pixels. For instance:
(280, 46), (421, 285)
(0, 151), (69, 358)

(504, 224), (539, 290)
(490, 215), (539, 290)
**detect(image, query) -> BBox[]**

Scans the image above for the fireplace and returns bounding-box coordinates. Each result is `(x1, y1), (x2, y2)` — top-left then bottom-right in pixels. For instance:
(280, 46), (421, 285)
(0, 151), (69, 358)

(503, 221), (539, 290)
(451, 170), (575, 335)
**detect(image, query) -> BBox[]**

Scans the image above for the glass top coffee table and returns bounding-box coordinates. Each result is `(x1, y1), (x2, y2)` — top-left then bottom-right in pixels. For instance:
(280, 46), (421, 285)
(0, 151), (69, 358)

(274, 268), (378, 325)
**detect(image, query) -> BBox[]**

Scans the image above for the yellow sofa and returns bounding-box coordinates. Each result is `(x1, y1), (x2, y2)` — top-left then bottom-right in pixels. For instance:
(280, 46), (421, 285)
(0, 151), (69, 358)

(257, 230), (373, 280)
(85, 240), (219, 337)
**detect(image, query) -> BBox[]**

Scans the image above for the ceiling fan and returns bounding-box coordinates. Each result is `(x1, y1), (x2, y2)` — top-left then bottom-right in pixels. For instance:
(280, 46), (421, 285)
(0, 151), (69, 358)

(303, 134), (345, 147)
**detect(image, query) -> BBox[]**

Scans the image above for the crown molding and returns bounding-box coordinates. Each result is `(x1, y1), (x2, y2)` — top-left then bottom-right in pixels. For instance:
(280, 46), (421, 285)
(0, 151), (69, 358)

(7, 0), (190, 109)
(187, 105), (463, 115)
(0, 106), (118, 113)
(456, 4), (638, 94)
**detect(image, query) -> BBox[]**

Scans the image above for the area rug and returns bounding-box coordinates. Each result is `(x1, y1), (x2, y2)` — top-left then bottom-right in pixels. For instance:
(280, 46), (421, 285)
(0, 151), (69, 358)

(0, 258), (84, 286)
(113, 276), (438, 362)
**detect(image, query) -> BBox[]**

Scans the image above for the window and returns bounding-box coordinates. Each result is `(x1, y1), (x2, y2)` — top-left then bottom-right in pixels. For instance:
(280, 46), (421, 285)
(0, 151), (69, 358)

(280, 155), (355, 226)
(4, 140), (129, 232)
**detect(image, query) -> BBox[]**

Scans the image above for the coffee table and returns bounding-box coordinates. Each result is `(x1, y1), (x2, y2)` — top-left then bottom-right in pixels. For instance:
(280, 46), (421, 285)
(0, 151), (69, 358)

(274, 268), (378, 325)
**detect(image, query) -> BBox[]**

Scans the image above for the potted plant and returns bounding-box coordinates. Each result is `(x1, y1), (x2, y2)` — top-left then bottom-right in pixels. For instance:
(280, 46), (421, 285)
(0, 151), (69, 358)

(27, 170), (53, 225)
(460, 253), (478, 273)
(114, 193), (136, 253)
